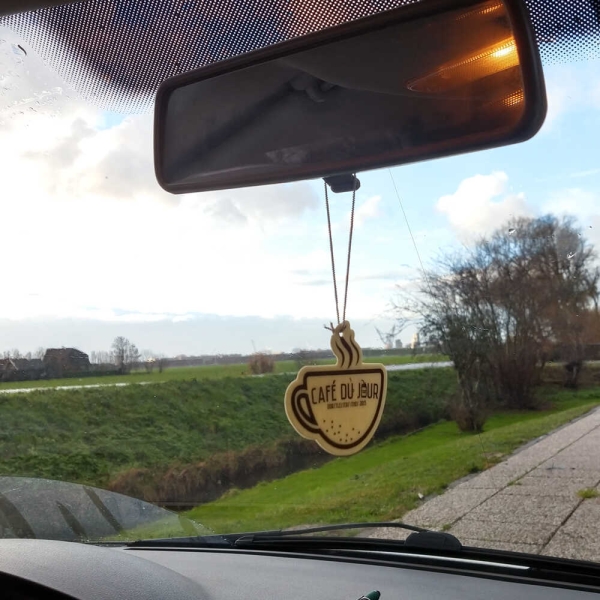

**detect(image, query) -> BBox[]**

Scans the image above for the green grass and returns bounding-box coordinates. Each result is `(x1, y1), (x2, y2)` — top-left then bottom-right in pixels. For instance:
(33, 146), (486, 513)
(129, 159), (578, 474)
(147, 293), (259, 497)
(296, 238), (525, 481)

(185, 390), (600, 534)
(0, 364), (251, 389)
(0, 354), (448, 390)
(578, 488), (600, 500)
(0, 368), (456, 488)
(4, 354), (597, 542)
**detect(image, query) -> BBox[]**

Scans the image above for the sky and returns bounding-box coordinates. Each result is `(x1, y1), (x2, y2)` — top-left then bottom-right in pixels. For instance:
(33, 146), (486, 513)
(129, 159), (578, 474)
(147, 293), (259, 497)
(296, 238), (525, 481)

(0, 26), (599, 357)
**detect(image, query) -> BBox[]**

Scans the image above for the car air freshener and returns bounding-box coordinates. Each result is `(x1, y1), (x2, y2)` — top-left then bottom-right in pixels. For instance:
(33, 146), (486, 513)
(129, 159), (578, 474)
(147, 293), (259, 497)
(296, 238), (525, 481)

(285, 321), (387, 456)
(284, 175), (387, 456)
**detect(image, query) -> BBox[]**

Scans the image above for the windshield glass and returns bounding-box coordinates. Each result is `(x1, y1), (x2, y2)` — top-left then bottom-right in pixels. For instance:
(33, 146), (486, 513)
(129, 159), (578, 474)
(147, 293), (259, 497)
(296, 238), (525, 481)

(1, 1), (600, 564)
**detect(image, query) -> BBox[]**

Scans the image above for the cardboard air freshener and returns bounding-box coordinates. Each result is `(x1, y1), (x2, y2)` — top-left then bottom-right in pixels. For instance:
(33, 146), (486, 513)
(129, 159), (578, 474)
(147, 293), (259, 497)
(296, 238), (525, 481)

(285, 321), (387, 456)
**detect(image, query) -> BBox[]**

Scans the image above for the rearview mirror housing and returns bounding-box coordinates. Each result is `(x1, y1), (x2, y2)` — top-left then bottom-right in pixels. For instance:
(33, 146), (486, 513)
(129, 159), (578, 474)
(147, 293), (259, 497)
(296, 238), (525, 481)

(154, 0), (546, 194)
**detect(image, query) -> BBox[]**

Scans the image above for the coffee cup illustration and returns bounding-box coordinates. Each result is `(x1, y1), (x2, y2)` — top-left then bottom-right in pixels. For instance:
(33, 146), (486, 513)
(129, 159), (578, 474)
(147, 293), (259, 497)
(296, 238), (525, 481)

(284, 321), (387, 456)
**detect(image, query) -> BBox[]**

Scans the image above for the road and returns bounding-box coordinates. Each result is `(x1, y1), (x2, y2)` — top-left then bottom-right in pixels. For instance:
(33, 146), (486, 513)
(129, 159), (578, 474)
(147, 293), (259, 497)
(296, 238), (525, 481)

(367, 407), (600, 562)
(0, 361), (453, 394)
(0, 381), (154, 394)
(386, 361), (453, 371)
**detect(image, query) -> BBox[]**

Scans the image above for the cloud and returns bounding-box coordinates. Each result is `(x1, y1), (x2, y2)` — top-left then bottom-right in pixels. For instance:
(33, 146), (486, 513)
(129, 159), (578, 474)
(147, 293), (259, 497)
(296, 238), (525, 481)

(203, 180), (319, 224)
(298, 279), (330, 287)
(354, 195), (381, 227)
(0, 315), (402, 355)
(206, 197), (248, 225)
(571, 168), (600, 179)
(298, 269), (409, 287)
(1, 26), (320, 219)
(0, 27), (355, 327)
(544, 188), (599, 220)
(354, 269), (411, 281)
(0, 26), (420, 340)
(16, 106), (321, 220)
(327, 194), (382, 237)
(437, 175), (600, 263)
(436, 172), (531, 241)
(542, 188), (600, 251)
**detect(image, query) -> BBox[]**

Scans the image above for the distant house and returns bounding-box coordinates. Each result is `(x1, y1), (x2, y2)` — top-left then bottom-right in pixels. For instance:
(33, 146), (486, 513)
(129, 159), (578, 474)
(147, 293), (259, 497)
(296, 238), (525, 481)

(0, 358), (46, 381)
(13, 359), (46, 381)
(43, 348), (91, 378)
(0, 358), (17, 381)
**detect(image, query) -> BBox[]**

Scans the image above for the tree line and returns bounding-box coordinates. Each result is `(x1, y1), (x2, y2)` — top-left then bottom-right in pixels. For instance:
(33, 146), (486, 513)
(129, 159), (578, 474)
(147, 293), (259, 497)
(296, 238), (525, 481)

(2, 348), (46, 360)
(2, 337), (167, 375)
(92, 337), (166, 373)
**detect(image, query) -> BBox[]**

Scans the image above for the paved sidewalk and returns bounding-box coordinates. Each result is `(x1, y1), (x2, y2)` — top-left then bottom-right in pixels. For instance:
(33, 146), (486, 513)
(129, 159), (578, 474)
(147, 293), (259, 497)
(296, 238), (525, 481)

(370, 407), (600, 561)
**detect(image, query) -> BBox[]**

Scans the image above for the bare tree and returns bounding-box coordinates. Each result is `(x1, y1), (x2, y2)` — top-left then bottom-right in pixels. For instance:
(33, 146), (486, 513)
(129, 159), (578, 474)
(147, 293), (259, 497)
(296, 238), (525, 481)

(11, 349), (21, 359)
(293, 349), (316, 370)
(402, 215), (599, 428)
(100, 350), (112, 364)
(111, 337), (141, 373)
(157, 355), (168, 373)
(125, 342), (141, 371)
(112, 336), (128, 371)
(34, 347), (45, 359)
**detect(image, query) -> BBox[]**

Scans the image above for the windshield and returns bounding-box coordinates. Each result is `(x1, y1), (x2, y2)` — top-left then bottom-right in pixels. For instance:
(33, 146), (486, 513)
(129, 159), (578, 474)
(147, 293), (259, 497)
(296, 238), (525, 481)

(1, 0), (600, 565)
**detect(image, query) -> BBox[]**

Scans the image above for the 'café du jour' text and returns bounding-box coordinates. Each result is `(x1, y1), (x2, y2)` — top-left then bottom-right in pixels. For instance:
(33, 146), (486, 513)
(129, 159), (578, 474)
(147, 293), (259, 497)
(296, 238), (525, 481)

(310, 378), (380, 409)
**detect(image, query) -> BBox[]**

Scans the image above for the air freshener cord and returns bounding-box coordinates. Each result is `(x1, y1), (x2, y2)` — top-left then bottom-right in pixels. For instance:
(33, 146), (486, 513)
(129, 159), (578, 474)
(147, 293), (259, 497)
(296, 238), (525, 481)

(324, 175), (357, 327)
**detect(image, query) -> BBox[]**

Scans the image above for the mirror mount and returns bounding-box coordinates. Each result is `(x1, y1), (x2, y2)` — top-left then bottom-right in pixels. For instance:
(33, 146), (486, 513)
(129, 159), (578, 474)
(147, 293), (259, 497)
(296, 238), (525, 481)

(323, 174), (361, 194)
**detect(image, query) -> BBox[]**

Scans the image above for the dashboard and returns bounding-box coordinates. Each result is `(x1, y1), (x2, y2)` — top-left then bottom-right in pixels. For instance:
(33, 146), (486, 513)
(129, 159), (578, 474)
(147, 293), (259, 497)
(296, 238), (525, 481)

(1, 539), (599, 600)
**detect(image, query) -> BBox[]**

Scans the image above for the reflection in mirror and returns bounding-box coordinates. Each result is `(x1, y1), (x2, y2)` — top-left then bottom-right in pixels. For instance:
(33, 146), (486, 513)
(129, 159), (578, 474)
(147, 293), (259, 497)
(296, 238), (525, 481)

(155, 0), (546, 193)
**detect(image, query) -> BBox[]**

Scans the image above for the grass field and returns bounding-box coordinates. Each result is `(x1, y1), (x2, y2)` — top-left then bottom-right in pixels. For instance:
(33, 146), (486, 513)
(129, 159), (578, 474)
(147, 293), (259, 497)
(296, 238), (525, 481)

(0, 368), (456, 488)
(3, 354), (597, 542)
(185, 390), (600, 534)
(0, 354), (448, 391)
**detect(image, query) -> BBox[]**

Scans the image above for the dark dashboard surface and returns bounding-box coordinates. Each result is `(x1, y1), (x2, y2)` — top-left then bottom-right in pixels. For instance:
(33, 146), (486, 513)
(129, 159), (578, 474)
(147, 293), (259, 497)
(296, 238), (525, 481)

(0, 539), (598, 600)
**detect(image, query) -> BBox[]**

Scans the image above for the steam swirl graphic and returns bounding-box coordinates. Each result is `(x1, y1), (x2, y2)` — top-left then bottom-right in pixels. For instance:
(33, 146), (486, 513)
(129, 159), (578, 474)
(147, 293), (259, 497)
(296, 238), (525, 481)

(330, 321), (363, 369)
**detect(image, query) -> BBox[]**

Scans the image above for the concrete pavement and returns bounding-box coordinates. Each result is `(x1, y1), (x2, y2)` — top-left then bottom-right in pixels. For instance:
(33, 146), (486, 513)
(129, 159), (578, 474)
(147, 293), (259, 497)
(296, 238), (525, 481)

(369, 407), (600, 561)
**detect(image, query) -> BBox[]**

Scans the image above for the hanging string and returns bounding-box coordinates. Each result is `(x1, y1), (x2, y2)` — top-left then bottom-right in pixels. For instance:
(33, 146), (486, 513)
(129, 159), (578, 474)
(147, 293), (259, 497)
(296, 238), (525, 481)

(324, 175), (358, 328)
(342, 175), (358, 322)
(324, 180), (340, 326)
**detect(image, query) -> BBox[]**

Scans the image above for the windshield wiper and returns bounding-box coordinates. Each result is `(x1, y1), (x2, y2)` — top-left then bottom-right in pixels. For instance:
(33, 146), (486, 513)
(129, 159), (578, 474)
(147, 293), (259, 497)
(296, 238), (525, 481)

(231, 522), (462, 552)
(126, 533), (234, 548)
(232, 521), (427, 544)
(125, 521), (455, 550)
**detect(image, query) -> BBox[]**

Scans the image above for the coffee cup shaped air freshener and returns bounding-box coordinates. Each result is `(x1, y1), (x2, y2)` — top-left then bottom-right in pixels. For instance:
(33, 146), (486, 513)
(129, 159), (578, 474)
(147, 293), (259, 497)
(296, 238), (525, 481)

(285, 321), (387, 456)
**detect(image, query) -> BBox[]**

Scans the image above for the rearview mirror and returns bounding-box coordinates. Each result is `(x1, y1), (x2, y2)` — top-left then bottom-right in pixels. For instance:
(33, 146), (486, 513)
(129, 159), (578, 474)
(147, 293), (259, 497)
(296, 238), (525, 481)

(154, 0), (546, 194)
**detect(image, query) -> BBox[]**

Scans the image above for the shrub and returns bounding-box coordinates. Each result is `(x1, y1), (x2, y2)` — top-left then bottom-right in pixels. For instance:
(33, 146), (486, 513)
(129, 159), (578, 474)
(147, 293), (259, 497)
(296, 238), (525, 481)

(108, 437), (329, 507)
(447, 392), (488, 433)
(294, 350), (316, 371)
(248, 353), (275, 375)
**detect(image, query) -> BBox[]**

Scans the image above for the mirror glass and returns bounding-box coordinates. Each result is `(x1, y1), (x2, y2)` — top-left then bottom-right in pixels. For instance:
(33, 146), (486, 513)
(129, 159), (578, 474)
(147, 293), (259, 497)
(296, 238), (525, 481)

(155, 0), (545, 193)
